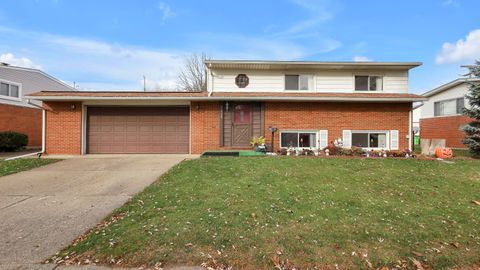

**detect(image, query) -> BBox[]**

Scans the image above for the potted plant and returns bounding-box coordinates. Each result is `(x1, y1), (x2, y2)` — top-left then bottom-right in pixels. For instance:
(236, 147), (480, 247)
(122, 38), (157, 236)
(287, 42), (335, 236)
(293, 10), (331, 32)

(250, 136), (266, 152)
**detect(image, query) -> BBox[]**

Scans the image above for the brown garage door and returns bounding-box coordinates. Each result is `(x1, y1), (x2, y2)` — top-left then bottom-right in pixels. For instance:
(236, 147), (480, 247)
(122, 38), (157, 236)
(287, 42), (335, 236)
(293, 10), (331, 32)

(87, 107), (189, 154)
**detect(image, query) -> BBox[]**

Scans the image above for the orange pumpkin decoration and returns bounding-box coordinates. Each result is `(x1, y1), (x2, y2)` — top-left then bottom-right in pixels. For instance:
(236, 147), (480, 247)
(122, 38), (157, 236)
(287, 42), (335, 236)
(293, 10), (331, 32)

(435, 148), (453, 159)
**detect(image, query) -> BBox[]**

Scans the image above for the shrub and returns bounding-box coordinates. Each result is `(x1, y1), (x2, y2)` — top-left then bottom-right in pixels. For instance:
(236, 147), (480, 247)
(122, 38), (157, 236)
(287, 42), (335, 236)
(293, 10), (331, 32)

(250, 136), (266, 147)
(0, 132), (28, 152)
(301, 148), (315, 156)
(386, 150), (404, 157)
(323, 145), (341, 155)
(351, 146), (365, 156)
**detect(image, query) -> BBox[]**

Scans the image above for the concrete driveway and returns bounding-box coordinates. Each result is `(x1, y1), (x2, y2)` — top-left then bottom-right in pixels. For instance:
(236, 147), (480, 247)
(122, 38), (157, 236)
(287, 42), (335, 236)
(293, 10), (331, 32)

(0, 155), (192, 270)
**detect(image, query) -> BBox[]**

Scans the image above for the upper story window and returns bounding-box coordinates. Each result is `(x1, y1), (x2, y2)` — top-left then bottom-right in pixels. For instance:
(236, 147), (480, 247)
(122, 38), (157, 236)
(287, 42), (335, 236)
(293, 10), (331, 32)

(355, 75), (383, 91)
(0, 81), (20, 99)
(285, 74), (313, 90)
(434, 98), (465, 116)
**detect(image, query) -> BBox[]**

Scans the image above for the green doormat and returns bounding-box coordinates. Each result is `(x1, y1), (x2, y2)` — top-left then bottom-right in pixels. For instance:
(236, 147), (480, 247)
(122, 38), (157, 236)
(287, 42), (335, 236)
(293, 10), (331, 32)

(201, 150), (266, 157)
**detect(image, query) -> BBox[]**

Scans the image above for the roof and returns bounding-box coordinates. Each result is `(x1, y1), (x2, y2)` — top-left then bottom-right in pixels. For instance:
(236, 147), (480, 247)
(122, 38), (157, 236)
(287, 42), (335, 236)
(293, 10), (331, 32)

(422, 77), (480, 97)
(26, 91), (426, 102)
(204, 60), (422, 70)
(0, 64), (75, 92)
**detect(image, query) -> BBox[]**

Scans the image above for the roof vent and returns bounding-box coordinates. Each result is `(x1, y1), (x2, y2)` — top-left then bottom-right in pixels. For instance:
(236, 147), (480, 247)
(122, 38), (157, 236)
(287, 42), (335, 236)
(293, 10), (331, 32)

(0, 62), (10, 66)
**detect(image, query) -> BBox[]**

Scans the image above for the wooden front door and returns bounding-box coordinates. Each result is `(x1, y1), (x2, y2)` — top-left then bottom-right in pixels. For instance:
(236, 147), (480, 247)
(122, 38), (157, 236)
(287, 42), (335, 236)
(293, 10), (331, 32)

(232, 104), (252, 147)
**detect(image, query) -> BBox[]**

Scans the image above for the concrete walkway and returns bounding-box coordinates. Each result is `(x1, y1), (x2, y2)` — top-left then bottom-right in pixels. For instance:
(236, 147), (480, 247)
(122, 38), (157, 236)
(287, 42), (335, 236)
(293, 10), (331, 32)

(0, 155), (195, 270)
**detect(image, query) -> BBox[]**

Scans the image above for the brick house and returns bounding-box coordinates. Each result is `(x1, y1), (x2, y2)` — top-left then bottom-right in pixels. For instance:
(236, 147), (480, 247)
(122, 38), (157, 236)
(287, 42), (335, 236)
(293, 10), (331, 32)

(26, 60), (425, 155)
(419, 78), (478, 148)
(0, 63), (75, 147)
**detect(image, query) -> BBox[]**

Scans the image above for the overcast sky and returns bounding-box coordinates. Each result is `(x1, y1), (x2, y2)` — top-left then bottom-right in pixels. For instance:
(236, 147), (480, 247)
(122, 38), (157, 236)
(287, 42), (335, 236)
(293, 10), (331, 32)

(0, 0), (479, 92)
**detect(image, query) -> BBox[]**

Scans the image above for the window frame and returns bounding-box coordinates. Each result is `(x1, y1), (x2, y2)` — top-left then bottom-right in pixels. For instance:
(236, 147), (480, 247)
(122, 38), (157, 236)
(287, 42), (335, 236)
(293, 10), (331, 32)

(353, 75), (383, 92)
(433, 97), (465, 117)
(279, 130), (319, 149)
(284, 74), (314, 91)
(351, 130), (389, 150)
(0, 79), (22, 101)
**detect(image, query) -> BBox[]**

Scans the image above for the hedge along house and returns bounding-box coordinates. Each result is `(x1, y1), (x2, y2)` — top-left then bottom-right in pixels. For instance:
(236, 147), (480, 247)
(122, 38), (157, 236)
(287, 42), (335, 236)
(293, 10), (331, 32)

(26, 60), (425, 155)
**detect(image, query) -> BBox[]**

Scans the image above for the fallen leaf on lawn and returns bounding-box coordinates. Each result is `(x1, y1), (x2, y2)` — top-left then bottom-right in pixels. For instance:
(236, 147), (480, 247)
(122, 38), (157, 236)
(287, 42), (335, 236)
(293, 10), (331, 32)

(410, 257), (426, 270)
(450, 242), (460, 248)
(185, 243), (193, 248)
(251, 212), (257, 219)
(412, 251), (425, 257)
(472, 200), (480, 206)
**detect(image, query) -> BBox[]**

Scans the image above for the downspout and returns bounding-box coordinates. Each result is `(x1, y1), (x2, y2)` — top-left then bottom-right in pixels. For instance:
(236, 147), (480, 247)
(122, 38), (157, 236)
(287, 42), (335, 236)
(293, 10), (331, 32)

(208, 65), (214, 97)
(408, 108), (412, 151)
(27, 99), (46, 155)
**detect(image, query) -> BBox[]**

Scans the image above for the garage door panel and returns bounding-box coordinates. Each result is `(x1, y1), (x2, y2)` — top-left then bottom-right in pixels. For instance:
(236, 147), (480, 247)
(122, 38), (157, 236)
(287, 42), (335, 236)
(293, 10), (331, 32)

(88, 107), (189, 154)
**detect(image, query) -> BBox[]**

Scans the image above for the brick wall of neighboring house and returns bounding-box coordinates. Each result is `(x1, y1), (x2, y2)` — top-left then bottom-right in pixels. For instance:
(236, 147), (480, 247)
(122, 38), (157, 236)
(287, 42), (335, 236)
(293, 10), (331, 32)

(420, 115), (472, 148)
(191, 101), (221, 154)
(263, 102), (412, 151)
(0, 103), (42, 147)
(44, 101), (82, 155)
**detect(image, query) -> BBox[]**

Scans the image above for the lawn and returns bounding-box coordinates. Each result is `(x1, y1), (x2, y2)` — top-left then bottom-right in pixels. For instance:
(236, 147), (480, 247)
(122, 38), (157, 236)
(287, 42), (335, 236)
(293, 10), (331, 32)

(0, 158), (60, 177)
(53, 157), (480, 269)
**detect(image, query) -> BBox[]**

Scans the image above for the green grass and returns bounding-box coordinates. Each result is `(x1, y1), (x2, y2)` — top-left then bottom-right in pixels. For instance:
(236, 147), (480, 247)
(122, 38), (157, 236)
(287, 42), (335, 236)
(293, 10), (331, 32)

(57, 158), (480, 269)
(0, 158), (60, 177)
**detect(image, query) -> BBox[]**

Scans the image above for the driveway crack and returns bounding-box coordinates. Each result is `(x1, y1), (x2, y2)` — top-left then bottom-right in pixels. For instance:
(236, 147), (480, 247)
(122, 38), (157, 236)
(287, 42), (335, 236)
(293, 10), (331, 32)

(0, 196), (33, 210)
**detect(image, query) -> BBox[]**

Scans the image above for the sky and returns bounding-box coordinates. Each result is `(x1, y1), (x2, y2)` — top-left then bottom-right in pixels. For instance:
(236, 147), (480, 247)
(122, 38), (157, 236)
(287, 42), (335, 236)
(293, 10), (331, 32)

(0, 0), (479, 93)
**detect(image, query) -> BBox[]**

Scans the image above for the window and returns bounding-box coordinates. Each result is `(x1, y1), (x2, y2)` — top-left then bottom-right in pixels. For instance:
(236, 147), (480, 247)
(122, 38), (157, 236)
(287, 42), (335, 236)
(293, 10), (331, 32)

(434, 98), (464, 116)
(280, 131), (317, 148)
(354, 75), (383, 91)
(285, 75), (313, 90)
(233, 104), (251, 123)
(0, 81), (20, 98)
(351, 132), (387, 148)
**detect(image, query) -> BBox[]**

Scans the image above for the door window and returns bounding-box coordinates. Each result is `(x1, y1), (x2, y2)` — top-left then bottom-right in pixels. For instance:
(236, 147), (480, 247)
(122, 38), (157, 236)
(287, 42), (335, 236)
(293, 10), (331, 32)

(234, 105), (251, 123)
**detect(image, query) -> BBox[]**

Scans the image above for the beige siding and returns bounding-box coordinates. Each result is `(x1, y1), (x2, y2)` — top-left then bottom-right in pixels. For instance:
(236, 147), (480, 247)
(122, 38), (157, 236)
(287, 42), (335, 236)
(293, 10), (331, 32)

(383, 70), (409, 93)
(213, 70), (283, 92)
(315, 71), (353, 92)
(211, 69), (409, 93)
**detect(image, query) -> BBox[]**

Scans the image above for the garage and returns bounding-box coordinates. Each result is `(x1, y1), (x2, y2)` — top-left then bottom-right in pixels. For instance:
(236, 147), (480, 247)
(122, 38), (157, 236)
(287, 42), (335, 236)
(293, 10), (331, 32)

(87, 106), (189, 154)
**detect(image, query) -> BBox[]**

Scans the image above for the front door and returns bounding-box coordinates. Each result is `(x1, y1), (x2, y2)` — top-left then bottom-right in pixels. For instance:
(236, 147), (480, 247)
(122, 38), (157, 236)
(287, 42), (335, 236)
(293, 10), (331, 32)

(232, 104), (252, 147)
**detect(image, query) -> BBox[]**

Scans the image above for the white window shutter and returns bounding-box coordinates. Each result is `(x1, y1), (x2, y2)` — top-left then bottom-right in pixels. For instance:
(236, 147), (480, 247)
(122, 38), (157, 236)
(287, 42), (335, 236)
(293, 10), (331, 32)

(390, 130), (399, 150)
(319, 130), (328, 149)
(342, 130), (352, 148)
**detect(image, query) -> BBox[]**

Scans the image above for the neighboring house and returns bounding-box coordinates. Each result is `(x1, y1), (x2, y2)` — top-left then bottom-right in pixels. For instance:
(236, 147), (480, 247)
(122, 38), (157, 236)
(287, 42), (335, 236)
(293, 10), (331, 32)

(419, 78), (478, 148)
(26, 60), (424, 155)
(0, 63), (75, 147)
(412, 103), (422, 133)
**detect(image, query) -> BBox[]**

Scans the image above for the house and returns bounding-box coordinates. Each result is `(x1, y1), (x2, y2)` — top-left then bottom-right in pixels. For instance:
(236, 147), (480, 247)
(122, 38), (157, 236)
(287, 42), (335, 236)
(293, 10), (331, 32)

(419, 78), (478, 148)
(25, 60), (425, 155)
(0, 63), (75, 147)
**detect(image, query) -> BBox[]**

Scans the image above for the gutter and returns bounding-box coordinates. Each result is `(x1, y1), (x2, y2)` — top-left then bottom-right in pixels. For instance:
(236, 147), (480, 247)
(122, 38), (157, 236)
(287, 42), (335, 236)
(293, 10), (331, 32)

(25, 95), (427, 102)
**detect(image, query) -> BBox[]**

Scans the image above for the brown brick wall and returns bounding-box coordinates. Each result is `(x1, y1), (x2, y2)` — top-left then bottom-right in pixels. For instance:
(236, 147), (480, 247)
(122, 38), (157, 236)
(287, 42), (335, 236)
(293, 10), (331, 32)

(420, 115), (472, 148)
(190, 101), (412, 153)
(43, 101), (412, 155)
(44, 101), (82, 155)
(191, 101), (221, 154)
(264, 102), (411, 151)
(0, 103), (42, 147)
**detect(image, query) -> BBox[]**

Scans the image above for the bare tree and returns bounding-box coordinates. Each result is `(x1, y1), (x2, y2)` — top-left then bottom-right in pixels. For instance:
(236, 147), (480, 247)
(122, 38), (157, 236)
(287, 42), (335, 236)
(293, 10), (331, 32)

(177, 53), (208, 92)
